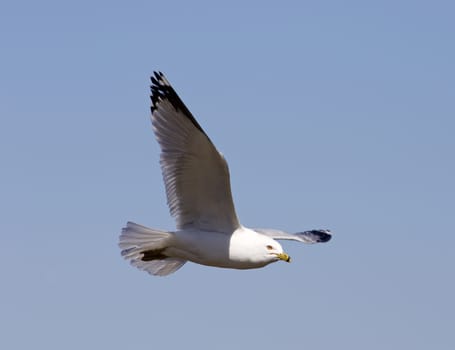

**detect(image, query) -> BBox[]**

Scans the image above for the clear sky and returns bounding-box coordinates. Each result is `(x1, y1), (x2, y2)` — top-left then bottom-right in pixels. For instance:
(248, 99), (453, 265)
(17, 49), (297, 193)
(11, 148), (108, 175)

(1, 1), (454, 349)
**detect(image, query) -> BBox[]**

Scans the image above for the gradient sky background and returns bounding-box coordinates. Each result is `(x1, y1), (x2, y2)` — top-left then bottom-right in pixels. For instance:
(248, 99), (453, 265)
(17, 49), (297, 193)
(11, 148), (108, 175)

(1, 1), (454, 349)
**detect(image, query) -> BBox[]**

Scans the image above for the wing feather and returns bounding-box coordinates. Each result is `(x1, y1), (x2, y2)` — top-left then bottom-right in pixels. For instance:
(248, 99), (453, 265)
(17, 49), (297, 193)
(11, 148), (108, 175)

(254, 228), (332, 244)
(150, 72), (240, 233)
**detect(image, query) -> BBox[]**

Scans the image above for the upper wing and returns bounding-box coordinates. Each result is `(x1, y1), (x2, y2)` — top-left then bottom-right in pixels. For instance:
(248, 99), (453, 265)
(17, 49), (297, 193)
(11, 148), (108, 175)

(150, 72), (240, 233)
(254, 228), (332, 244)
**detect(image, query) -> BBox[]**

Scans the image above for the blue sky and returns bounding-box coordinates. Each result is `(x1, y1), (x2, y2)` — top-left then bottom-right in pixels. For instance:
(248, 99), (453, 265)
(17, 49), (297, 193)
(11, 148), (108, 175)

(1, 1), (454, 349)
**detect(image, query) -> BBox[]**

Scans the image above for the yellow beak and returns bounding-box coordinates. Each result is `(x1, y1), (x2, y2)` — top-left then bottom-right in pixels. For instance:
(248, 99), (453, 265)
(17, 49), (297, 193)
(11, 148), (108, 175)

(276, 252), (291, 263)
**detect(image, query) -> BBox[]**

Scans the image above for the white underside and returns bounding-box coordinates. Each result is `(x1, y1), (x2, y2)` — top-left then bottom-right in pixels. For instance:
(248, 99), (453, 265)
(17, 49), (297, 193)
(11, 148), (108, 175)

(120, 223), (281, 275)
(167, 229), (272, 269)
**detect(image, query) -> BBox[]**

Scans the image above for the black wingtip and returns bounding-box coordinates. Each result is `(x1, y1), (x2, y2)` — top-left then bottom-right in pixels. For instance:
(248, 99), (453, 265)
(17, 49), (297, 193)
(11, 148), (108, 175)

(308, 229), (332, 243)
(153, 71), (162, 81)
(149, 71), (206, 135)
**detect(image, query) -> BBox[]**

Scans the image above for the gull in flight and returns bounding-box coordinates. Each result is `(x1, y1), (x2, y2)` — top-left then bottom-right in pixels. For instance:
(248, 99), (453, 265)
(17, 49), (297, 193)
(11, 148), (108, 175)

(119, 72), (332, 276)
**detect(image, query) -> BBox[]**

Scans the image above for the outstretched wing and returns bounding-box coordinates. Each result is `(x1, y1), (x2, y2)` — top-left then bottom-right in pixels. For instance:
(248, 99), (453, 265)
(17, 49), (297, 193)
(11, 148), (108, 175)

(150, 72), (240, 233)
(254, 228), (332, 244)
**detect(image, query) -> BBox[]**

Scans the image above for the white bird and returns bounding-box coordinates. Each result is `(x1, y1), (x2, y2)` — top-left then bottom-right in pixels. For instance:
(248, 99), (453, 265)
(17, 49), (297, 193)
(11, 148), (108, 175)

(119, 72), (332, 276)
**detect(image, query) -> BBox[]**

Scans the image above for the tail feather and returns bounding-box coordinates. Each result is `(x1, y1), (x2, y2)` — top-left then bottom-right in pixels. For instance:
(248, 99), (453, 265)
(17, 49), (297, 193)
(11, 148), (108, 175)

(132, 258), (187, 277)
(119, 221), (186, 276)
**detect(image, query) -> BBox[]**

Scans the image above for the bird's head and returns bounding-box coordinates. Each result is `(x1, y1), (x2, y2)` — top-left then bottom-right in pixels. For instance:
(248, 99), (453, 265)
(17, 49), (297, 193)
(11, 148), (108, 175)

(254, 236), (291, 264)
(264, 240), (291, 263)
(230, 229), (291, 267)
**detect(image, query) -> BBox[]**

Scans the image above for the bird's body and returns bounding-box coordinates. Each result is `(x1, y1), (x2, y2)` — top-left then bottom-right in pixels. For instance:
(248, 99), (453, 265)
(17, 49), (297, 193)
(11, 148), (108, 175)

(169, 227), (284, 269)
(119, 72), (332, 276)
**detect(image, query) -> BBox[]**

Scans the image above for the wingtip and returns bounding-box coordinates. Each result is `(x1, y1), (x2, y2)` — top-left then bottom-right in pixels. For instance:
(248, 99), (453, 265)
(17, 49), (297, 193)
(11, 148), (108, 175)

(311, 229), (332, 243)
(148, 70), (207, 136)
(295, 229), (332, 243)
(150, 71), (168, 113)
(152, 71), (162, 80)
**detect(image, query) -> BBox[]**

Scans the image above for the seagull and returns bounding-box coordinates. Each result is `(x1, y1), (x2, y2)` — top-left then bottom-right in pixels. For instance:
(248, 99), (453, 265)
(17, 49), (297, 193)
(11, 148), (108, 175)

(119, 72), (332, 276)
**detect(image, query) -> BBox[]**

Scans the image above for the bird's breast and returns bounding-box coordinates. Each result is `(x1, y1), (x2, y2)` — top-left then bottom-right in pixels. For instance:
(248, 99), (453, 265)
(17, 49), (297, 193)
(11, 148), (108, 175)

(168, 229), (269, 269)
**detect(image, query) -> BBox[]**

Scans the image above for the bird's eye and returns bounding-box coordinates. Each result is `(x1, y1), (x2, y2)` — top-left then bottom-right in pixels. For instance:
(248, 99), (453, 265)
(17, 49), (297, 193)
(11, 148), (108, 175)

(266, 245), (274, 250)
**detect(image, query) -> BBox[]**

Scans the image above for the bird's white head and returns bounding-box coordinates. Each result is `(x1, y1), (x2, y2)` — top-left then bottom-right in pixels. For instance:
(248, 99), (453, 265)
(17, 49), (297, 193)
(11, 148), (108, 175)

(263, 238), (291, 264)
(230, 228), (291, 268)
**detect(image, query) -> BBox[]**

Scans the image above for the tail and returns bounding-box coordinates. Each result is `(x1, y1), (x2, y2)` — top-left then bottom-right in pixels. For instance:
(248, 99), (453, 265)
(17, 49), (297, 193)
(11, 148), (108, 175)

(119, 222), (186, 276)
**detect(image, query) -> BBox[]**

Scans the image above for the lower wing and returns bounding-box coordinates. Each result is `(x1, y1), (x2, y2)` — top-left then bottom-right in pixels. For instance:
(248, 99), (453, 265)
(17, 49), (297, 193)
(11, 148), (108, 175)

(253, 228), (332, 244)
